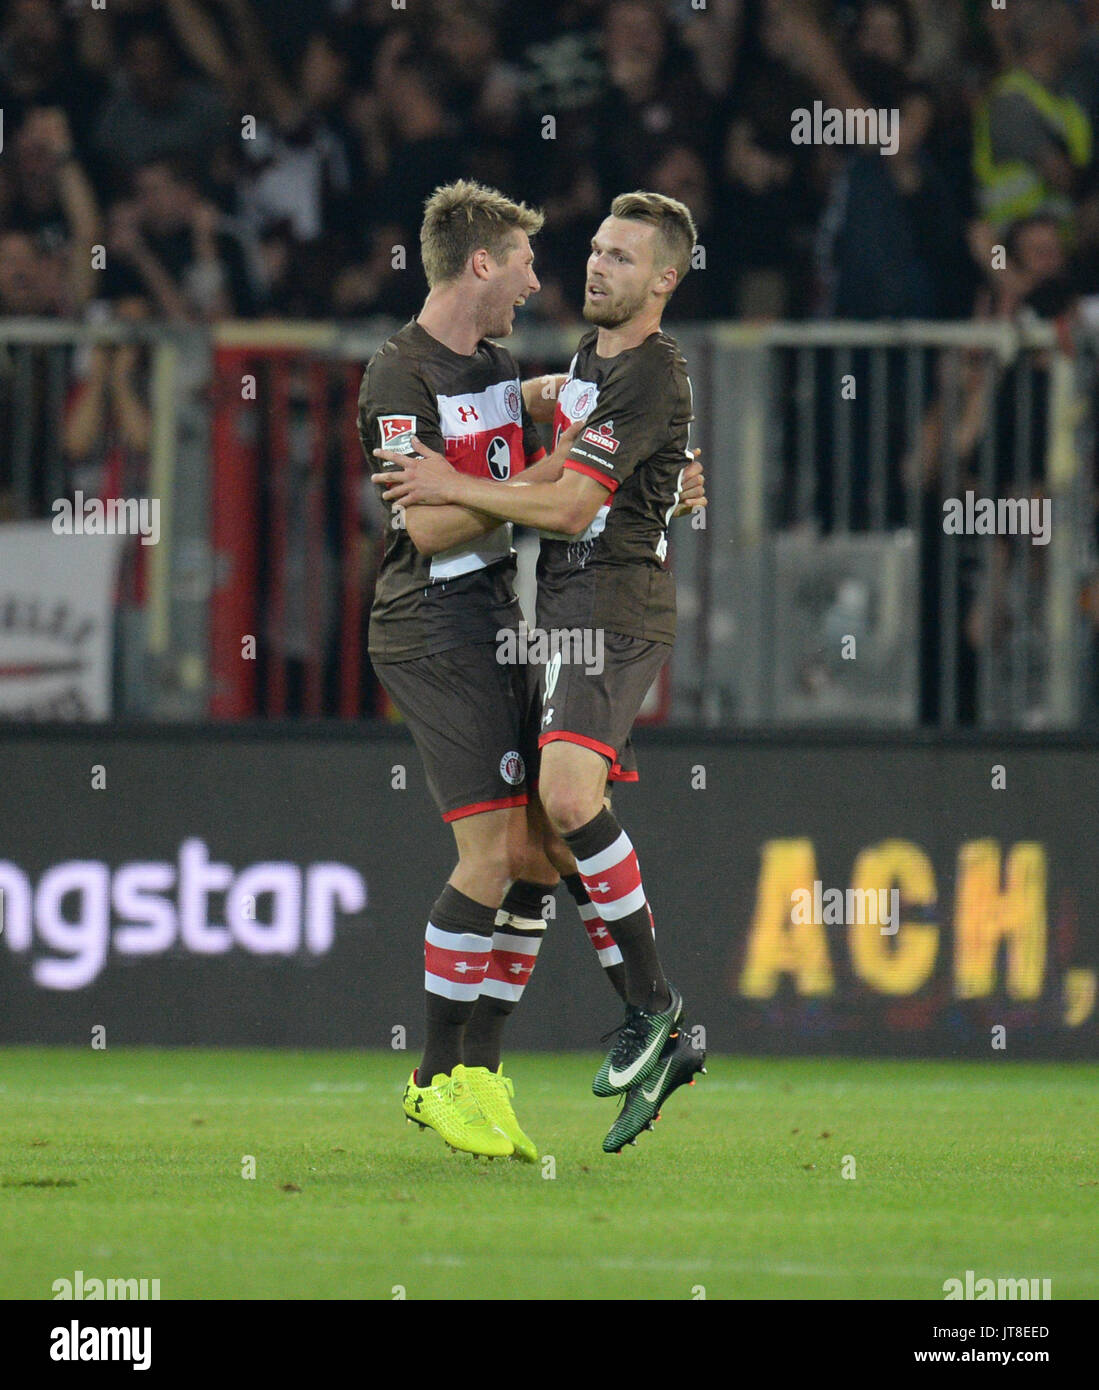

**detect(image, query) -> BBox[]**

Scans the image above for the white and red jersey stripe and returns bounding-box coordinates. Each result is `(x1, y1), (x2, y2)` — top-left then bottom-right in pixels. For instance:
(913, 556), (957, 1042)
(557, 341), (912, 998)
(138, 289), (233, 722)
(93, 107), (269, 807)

(438, 379), (529, 478)
(424, 922), (493, 1002)
(428, 380), (534, 580)
(552, 364), (597, 444)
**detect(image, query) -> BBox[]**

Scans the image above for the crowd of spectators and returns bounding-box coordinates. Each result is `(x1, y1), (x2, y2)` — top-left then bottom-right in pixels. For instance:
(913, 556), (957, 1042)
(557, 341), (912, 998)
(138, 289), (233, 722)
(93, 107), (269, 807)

(3, 0), (1099, 329)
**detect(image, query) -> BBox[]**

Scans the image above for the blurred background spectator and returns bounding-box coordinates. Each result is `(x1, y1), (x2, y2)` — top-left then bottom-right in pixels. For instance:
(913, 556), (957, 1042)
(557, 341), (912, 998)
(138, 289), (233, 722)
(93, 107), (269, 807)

(0, 0), (1094, 329)
(4, 0), (1099, 727)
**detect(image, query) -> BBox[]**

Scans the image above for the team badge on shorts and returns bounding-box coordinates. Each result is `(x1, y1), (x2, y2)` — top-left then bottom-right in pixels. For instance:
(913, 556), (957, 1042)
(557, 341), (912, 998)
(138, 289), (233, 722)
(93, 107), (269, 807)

(499, 751), (526, 786)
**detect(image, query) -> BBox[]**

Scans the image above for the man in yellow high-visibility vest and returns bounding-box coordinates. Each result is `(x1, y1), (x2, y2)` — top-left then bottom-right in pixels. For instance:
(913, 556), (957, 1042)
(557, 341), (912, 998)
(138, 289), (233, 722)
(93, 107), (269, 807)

(974, 0), (1092, 230)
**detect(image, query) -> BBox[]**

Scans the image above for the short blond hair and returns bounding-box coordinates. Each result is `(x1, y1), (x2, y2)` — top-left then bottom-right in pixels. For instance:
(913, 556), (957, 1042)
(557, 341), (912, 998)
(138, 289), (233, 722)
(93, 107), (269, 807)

(420, 180), (544, 287)
(609, 190), (697, 287)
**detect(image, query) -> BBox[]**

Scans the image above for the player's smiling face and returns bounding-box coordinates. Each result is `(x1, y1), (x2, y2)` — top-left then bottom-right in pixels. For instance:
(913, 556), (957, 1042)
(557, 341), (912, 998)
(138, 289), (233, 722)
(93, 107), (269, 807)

(584, 217), (666, 328)
(481, 231), (540, 338)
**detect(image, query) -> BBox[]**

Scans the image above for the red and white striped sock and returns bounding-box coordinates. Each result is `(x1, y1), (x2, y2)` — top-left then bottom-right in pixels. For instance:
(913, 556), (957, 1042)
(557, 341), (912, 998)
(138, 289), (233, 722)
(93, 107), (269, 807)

(581, 901), (623, 967)
(417, 884), (496, 1084)
(563, 809), (668, 1009)
(464, 881), (548, 1070)
(424, 920), (493, 1002)
(481, 922), (544, 1004)
(562, 870), (624, 985)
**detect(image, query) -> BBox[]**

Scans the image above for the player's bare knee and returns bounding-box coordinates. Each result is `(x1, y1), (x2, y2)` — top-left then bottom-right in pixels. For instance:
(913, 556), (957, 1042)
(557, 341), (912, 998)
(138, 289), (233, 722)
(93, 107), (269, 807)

(457, 843), (511, 897)
(539, 782), (602, 835)
(507, 840), (552, 884)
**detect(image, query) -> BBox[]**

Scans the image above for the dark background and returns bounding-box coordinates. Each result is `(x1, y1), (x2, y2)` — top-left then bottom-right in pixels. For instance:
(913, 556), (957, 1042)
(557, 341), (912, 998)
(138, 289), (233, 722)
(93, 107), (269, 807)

(1, 726), (1095, 1057)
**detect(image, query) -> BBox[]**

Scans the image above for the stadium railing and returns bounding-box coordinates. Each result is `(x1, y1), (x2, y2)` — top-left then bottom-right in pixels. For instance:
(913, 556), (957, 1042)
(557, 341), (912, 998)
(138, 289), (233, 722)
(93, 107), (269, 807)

(0, 316), (1092, 729)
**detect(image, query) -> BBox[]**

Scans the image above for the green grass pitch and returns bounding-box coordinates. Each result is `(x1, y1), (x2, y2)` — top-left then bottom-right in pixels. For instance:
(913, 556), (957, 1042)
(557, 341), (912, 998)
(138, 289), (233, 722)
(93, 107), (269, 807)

(1, 1048), (1096, 1301)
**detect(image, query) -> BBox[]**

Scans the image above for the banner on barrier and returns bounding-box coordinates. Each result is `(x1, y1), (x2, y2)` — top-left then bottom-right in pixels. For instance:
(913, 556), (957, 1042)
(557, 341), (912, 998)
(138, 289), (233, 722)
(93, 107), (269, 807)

(0, 522), (126, 719)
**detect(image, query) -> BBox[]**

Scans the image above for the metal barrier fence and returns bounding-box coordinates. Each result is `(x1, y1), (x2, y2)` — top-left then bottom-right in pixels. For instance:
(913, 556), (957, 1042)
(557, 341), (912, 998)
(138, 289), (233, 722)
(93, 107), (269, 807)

(1, 317), (1094, 728)
(207, 333), (367, 719)
(682, 321), (1092, 730)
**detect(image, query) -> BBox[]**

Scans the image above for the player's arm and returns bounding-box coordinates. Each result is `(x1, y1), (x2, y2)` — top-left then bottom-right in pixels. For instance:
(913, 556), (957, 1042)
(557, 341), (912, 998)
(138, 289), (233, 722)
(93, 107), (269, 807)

(374, 420), (598, 531)
(516, 403), (702, 499)
(359, 359), (504, 557)
(522, 373), (567, 424)
(400, 503), (502, 557)
(508, 395), (567, 485)
(513, 452), (566, 486)
(374, 426), (606, 534)
(400, 405), (570, 548)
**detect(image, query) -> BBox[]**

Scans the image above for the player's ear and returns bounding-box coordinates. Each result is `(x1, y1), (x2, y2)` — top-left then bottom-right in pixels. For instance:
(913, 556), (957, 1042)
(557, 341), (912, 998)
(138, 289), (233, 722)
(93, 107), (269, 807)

(471, 247), (493, 280)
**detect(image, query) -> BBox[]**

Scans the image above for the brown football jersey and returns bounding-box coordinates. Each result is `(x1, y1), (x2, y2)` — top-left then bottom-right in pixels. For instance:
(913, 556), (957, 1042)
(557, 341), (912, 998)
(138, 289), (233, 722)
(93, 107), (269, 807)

(537, 327), (694, 645)
(358, 320), (546, 662)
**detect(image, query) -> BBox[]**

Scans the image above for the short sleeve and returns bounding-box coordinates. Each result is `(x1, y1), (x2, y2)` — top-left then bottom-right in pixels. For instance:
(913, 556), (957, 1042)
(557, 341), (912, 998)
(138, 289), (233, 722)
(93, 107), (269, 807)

(562, 360), (668, 493)
(357, 350), (445, 471)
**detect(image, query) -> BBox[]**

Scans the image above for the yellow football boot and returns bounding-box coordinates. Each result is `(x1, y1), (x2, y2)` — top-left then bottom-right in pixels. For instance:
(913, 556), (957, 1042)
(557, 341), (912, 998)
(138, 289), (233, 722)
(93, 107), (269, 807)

(464, 1065), (539, 1163)
(402, 1063), (513, 1157)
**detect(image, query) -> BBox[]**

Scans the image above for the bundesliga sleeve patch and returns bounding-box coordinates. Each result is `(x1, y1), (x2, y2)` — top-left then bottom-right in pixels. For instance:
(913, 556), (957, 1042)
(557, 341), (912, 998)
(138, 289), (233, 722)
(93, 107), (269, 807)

(378, 415), (417, 457)
(581, 422), (620, 454)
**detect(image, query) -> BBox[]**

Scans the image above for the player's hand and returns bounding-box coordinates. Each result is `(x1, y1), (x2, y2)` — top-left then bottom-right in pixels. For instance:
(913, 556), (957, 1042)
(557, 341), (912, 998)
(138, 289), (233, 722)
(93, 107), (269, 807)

(673, 449), (707, 517)
(554, 418), (584, 455)
(371, 437), (458, 506)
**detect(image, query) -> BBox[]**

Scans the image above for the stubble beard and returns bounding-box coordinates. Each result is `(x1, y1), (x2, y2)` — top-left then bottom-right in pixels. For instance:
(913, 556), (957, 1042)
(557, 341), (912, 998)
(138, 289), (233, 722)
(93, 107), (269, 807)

(583, 289), (642, 329)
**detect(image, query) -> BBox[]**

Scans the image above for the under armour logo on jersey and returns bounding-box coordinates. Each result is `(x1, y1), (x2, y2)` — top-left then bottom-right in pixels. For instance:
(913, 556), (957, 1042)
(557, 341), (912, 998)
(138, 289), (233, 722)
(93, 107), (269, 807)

(542, 706), (554, 727)
(457, 405), (480, 423)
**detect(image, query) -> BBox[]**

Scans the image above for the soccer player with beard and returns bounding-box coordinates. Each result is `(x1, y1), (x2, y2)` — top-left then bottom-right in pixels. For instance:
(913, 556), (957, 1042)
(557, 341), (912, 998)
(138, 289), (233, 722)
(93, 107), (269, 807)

(361, 181), (704, 1161)
(374, 192), (707, 1153)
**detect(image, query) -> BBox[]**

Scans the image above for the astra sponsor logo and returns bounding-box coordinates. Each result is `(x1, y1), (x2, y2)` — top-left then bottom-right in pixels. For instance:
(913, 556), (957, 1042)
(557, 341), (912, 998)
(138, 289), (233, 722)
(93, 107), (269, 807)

(53, 1271), (161, 1301)
(495, 622), (604, 676)
(50, 1322), (151, 1371)
(581, 421), (619, 454)
(0, 838), (367, 989)
(51, 493), (160, 546)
